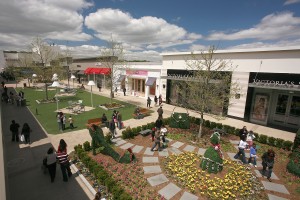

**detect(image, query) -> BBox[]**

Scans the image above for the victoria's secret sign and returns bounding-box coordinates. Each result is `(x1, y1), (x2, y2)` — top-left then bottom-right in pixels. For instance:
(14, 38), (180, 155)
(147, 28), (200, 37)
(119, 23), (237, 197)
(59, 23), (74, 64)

(249, 73), (300, 89)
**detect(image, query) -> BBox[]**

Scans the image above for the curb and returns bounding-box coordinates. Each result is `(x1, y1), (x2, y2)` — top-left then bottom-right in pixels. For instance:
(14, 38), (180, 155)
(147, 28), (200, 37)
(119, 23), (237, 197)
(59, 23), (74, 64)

(70, 161), (97, 197)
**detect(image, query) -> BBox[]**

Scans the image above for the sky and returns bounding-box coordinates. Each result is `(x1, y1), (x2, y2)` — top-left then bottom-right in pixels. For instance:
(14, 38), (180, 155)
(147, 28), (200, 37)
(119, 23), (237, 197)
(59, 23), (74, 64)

(1, 0), (300, 61)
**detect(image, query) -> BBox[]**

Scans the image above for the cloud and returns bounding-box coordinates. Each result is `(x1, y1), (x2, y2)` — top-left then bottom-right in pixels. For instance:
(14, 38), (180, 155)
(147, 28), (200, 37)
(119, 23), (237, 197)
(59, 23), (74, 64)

(0, 0), (92, 49)
(284, 0), (300, 5)
(226, 39), (300, 50)
(85, 8), (202, 49)
(206, 12), (300, 41)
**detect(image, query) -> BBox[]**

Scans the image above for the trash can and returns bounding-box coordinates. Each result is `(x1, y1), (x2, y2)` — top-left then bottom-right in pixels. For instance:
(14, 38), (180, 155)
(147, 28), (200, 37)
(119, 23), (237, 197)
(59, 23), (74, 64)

(23, 83), (27, 87)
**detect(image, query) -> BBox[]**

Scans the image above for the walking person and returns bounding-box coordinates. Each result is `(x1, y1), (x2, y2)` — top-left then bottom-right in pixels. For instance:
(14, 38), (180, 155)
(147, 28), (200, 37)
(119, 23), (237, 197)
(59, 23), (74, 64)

(57, 139), (72, 182)
(68, 116), (74, 129)
(234, 136), (248, 164)
(151, 130), (161, 151)
(109, 119), (117, 138)
(45, 147), (57, 183)
(154, 95), (158, 106)
(123, 87), (126, 96)
(21, 123), (31, 144)
(117, 111), (122, 129)
(62, 113), (66, 130)
(158, 95), (162, 106)
(262, 149), (275, 181)
(157, 106), (163, 119)
(239, 126), (248, 140)
(147, 97), (152, 108)
(155, 117), (163, 130)
(56, 112), (62, 131)
(248, 143), (257, 167)
(101, 113), (108, 128)
(246, 130), (255, 149)
(10, 120), (20, 142)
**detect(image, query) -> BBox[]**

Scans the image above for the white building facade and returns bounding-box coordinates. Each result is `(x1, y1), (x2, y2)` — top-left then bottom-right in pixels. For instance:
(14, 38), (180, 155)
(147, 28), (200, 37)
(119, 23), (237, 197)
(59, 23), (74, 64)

(161, 47), (300, 131)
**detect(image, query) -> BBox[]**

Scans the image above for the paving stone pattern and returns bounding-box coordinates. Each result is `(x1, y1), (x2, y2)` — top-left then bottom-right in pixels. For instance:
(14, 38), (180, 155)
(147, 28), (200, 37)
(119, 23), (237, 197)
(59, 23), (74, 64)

(183, 145), (196, 152)
(267, 194), (289, 200)
(142, 156), (159, 163)
(171, 141), (185, 148)
(119, 142), (135, 150)
(179, 191), (199, 200)
(262, 181), (290, 194)
(132, 145), (144, 153)
(143, 166), (162, 174)
(144, 147), (155, 156)
(147, 174), (169, 186)
(158, 183), (181, 200)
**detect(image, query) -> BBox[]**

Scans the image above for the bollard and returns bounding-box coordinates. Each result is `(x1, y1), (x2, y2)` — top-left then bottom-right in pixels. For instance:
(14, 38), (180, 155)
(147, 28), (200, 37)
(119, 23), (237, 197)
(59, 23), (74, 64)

(36, 108), (38, 115)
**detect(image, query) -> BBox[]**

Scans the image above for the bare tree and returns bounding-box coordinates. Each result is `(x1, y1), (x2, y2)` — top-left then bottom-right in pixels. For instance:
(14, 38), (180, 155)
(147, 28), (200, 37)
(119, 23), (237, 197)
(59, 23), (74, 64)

(175, 46), (241, 138)
(30, 37), (62, 100)
(99, 38), (127, 103)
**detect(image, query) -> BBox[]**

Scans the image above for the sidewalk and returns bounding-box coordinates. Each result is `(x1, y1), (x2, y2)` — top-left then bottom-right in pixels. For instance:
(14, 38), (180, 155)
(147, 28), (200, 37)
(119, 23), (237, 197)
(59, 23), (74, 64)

(1, 81), (94, 200)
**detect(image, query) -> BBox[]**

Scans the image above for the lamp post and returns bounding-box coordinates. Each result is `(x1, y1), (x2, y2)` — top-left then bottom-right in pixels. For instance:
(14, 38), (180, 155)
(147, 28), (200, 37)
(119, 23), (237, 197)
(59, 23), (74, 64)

(87, 80), (95, 108)
(70, 74), (76, 89)
(51, 81), (60, 112)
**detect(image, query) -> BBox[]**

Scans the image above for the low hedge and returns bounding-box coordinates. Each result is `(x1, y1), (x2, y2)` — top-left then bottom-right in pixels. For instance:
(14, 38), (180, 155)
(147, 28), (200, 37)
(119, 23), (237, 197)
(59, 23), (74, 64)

(74, 145), (132, 199)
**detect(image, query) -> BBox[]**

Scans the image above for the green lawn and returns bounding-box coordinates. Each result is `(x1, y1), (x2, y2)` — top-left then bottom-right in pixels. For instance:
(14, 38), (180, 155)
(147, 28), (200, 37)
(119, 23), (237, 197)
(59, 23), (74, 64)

(18, 88), (137, 134)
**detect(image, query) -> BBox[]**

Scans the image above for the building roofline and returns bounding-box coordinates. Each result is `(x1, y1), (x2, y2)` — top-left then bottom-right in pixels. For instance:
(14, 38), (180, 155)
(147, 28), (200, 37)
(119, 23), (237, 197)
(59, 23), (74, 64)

(160, 46), (300, 56)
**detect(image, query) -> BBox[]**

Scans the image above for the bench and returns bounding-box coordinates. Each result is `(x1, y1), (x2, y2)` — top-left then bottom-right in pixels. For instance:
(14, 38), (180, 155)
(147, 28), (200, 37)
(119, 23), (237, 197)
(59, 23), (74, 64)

(86, 118), (104, 128)
(139, 129), (152, 136)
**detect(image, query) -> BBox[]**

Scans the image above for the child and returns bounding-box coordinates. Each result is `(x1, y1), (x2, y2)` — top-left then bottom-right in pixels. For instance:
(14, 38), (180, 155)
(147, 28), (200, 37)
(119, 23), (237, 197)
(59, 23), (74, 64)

(246, 130), (255, 149)
(68, 116), (74, 129)
(248, 143), (257, 167)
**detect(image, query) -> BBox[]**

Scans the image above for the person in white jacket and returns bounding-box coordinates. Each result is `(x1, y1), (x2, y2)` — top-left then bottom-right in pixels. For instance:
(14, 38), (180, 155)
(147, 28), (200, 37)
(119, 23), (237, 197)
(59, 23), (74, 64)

(246, 130), (256, 149)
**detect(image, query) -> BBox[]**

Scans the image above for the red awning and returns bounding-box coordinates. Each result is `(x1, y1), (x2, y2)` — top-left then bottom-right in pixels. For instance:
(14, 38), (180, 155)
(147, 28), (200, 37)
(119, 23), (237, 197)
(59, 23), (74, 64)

(84, 68), (111, 75)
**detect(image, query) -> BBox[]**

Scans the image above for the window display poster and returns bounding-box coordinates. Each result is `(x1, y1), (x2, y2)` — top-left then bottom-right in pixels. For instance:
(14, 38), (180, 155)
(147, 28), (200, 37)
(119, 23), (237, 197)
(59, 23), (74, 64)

(252, 94), (269, 122)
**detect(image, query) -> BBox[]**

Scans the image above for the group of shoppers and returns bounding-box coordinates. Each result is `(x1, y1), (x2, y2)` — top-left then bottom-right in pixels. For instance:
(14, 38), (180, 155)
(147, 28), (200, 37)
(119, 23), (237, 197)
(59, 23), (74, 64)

(234, 126), (275, 181)
(101, 110), (123, 138)
(56, 112), (74, 131)
(10, 120), (32, 144)
(44, 139), (72, 183)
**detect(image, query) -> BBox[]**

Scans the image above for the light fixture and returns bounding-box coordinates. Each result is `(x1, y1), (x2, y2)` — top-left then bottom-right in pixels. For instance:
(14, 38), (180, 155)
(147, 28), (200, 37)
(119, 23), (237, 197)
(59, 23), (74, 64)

(51, 81), (60, 112)
(87, 80), (95, 108)
(70, 74), (76, 88)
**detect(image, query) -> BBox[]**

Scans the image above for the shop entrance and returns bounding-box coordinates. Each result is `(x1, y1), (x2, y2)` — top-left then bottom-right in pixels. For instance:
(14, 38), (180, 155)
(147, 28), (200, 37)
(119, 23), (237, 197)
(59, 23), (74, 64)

(131, 78), (145, 96)
(270, 92), (300, 129)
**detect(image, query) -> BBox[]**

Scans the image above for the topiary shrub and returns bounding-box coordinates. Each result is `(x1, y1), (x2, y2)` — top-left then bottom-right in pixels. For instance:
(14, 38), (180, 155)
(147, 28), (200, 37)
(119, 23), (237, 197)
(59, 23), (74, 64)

(216, 123), (223, 129)
(141, 125), (147, 130)
(293, 128), (300, 150)
(146, 122), (155, 129)
(105, 133), (113, 144)
(83, 141), (91, 151)
(210, 122), (217, 129)
(275, 138), (284, 148)
(286, 148), (300, 177)
(268, 137), (276, 147)
(203, 120), (210, 128)
(136, 126), (142, 133)
(234, 128), (240, 136)
(253, 132), (259, 141)
(283, 141), (293, 151)
(259, 134), (268, 144)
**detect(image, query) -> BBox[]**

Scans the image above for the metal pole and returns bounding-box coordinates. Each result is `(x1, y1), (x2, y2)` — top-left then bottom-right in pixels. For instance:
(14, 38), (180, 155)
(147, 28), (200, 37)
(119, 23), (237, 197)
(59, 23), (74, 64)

(56, 88), (59, 111)
(90, 86), (93, 108)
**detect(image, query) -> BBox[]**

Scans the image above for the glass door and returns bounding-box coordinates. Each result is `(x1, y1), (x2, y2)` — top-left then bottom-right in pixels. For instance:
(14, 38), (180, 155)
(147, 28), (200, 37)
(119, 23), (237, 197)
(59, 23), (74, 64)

(272, 93), (300, 128)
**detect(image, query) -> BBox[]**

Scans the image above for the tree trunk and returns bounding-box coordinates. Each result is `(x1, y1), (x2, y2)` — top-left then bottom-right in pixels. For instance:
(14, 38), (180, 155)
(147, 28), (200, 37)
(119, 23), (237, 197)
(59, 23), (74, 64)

(198, 112), (204, 138)
(45, 82), (48, 100)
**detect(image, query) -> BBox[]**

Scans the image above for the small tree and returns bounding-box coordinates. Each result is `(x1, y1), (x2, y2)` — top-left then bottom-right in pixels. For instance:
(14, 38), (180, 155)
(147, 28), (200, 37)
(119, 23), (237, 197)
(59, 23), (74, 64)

(99, 38), (127, 103)
(30, 37), (63, 100)
(176, 46), (241, 138)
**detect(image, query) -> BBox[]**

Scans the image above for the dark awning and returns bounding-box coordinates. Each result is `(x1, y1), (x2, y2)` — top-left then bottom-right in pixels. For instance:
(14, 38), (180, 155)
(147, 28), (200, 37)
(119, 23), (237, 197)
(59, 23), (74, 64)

(77, 70), (85, 75)
(145, 77), (156, 86)
(117, 75), (126, 82)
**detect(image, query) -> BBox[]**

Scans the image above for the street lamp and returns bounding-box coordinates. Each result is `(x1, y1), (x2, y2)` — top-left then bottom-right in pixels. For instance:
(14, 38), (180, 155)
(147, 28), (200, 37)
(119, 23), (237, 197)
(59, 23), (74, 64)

(51, 80), (60, 112)
(87, 80), (95, 108)
(70, 74), (76, 89)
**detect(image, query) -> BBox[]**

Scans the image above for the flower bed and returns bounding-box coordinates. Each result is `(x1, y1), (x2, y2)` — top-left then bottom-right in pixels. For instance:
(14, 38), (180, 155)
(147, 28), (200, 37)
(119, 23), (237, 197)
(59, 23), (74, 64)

(163, 152), (265, 199)
(99, 103), (125, 110)
(35, 98), (57, 104)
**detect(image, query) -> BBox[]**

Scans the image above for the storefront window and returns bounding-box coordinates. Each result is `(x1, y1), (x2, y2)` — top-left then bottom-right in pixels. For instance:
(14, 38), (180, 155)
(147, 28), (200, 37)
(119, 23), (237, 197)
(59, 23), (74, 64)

(290, 96), (300, 117)
(275, 94), (288, 115)
(142, 80), (145, 92)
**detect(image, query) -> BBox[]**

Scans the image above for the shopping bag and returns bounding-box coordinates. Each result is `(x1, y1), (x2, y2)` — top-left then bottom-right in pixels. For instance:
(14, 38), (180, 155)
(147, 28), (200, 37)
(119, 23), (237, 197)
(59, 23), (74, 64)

(20, 134), (25, 142)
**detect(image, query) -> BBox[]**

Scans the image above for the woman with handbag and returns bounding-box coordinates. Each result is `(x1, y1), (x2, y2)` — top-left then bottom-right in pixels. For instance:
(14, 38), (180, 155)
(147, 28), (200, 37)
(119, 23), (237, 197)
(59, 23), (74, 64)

(57, 139), (72, 182)
(45, 147), (57, 183)
(21, 123), (31, 144)
(262, 149), (275, 181)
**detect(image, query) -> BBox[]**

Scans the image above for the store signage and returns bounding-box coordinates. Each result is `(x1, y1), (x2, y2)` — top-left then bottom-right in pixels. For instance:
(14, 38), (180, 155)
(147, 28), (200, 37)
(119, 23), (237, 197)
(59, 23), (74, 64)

(250, 79), (300, 88)
(126, 70), (148, 76)
(166, 74), (193, 79)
